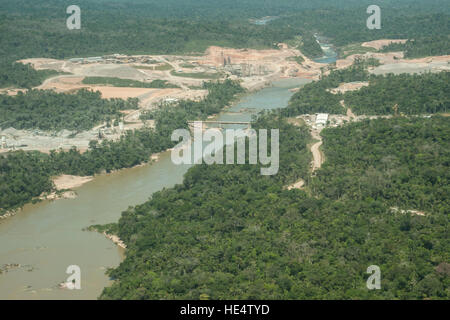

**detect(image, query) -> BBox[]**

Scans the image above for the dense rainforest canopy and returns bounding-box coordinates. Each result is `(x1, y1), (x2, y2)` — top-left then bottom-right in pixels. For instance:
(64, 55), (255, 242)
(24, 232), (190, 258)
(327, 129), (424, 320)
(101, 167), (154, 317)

(284, 63), (449, 117)
(0, 62), (61, 89)
(381, 36), (450, 59)
(0, 80), (243, 213)
(345, 72), (450, 115)
(0, 89), (139, 131)
(99, 114), (449, 300)
(283, 58), (372, 116)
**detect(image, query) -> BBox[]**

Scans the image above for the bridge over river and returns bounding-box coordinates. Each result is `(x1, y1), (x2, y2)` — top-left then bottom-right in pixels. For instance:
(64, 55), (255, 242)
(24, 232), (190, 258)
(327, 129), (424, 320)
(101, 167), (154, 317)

(187, 120), (252, 129)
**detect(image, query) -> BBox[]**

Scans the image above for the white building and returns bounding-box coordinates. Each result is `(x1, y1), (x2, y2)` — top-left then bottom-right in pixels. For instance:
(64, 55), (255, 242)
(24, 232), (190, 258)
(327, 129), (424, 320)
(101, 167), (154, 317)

(315, 113), (329, 127)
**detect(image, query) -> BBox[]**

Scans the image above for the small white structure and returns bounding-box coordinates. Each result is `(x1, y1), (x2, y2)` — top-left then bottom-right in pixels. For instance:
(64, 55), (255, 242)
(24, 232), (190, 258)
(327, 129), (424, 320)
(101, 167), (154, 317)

(86, 56), (103, 63)
(315, 113), (329, 127)
(69, 58), (84, 63)
(164, 98), (178, 103)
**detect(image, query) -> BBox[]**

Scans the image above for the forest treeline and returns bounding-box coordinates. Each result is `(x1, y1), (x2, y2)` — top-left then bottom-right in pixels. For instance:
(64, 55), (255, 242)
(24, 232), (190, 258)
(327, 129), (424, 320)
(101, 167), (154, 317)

(99, 114), (449, 300)
(283, 58), (372, 116)
(287, 33), (324, 59)
(0, 80), (243, 213)
(284, 61), (449, 116)
(315, 117), (450, 212)
(0, 1), (449, 88)
(345, 72), (449, 115)
(0, 62), (61, 89)
(381, 36), (450, 58)
(0, 89), (139, 131)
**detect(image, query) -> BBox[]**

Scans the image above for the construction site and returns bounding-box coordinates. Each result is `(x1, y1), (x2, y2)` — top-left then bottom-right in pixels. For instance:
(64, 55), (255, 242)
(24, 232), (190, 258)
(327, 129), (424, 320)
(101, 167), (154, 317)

(2, 41), (449, 154)
(1, 44), (321, 154)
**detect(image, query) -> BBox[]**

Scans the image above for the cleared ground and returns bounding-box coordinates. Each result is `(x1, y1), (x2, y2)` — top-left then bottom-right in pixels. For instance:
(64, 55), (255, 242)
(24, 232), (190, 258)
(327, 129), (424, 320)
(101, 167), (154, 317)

(361, 39), (407, 50)
(6, 42), (450, 154)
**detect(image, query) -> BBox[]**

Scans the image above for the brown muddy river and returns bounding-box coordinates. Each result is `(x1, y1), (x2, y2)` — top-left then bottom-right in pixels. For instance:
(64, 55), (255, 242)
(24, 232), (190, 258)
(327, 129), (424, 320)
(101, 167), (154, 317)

(1, 61), (436, 299)
(0, 78), (310, 299)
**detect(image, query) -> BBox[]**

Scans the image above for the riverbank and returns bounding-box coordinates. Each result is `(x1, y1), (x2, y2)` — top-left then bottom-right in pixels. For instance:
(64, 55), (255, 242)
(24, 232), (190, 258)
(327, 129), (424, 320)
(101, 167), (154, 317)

(85, 224), (127, 249)
(0, 74), (311, 299)
(53, 175), (94, 190)
(0, 152), (163, 222)
(0, 209), (20, 220)
(102, 232), (126, 249)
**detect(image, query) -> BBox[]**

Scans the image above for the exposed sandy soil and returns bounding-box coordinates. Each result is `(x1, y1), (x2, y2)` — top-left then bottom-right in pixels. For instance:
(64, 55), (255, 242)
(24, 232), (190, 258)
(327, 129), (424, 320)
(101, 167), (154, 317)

(103, 232), (127, 249)
(40, 191), (77, 201)
(37, 75), (175, 99)
(361, 39), (407, 50)
(36, 74), (207, 104)
(18, 58), (69, 71)
(390, 207), (426, 216)
(286, 179), (305, 190)
(335, 50), (450, 71)
(201, 46), (288, 66)
(37, 75), (88, 92)
(53, 175), (93, 190)
(36, 175), (91, 202)
(139, 88), (201, 107)
(405, 55), (450, 63)
(311, 140), (323, 172)
(10, 44), (449, 156)
(0, 88), (28, 96)
(19, 44), (322, 102)
(310, 130), (324, 172)
(88, 86), (157, 99)
(343, 101), (357, 120)
(200, 45), (323, 80)
(0, 209), (20, 220)
(329, 82), (369, 94)
(334, 52), (405, 69)
(371, 58), (450, 75)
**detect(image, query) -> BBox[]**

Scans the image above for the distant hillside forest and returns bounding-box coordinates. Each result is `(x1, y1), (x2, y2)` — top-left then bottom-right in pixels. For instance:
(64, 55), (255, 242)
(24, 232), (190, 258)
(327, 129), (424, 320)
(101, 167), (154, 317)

(0, 0), (449, 88)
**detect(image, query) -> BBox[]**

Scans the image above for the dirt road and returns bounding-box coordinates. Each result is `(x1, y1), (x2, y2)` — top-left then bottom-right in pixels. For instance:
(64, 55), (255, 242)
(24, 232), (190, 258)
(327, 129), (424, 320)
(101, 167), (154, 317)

(341, 100), (356, 120)
(310, 130), (324, 172)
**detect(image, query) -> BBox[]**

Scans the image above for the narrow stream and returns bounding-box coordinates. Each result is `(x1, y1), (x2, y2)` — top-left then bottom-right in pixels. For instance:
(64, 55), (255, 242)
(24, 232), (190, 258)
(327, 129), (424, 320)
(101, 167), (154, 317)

(313, 34), (338, 64)
(0, 78), (311, 299)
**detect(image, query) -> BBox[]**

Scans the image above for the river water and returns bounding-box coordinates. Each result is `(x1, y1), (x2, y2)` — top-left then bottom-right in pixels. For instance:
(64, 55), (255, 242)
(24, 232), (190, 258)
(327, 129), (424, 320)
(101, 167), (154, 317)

(313, 35), (338, 64)
(0, 78), (311, 300)
(311, 34), (448, 75)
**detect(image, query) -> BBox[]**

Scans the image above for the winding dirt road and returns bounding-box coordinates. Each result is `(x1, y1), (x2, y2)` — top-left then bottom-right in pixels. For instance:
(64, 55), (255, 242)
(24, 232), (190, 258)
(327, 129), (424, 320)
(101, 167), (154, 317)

(310, 130), (324, 172)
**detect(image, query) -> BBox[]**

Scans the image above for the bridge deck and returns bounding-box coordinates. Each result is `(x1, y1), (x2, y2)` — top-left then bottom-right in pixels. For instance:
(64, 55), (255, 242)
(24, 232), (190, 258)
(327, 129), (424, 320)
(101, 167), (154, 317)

(187, 120), (251, 125)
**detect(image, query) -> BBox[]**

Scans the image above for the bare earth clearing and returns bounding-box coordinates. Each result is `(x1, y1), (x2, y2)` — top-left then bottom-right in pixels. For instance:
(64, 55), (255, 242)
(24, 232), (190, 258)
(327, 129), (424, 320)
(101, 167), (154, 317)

(6, 40), (449, 213)
(53, 175), (94, 190)
(4, 41), (450, 157)
(361, 39), (408, 50)
(328, 82), (369, 94)
(286, 179), (305, 190)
